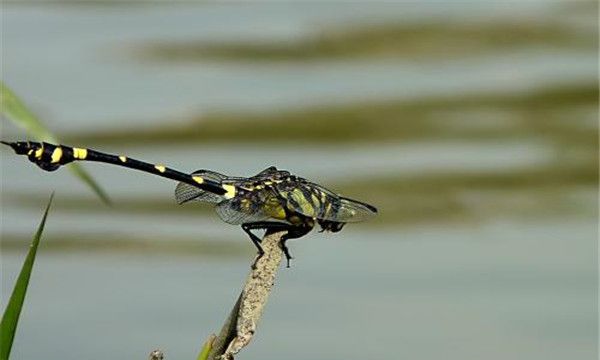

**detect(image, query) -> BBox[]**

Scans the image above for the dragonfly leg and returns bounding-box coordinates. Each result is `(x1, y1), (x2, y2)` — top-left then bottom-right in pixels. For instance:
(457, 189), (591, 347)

(279, 237), (293, 268)
(279, 223), (314, 268)
(241, 221), (316, 268)
(242, 223), (266, 268)
(242, 222), (291, 269)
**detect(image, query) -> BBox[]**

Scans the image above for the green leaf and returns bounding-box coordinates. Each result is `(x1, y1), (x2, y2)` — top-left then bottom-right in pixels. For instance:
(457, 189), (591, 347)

(197, 334), (216, 360)
(0, 82), (110, 205)
(0, 194), (54, 360)
(68, 163), (111, 205)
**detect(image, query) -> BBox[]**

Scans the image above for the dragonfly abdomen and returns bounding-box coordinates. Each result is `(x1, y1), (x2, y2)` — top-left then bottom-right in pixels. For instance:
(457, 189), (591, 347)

(2, 141), (227, 195)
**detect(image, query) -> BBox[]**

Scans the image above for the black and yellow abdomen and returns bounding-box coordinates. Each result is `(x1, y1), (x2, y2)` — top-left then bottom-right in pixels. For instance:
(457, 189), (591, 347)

(2, 141), (227, 195)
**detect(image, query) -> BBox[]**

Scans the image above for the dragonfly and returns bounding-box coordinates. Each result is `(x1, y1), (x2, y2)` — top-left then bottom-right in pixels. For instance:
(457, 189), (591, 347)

(2, 141), (377, 266)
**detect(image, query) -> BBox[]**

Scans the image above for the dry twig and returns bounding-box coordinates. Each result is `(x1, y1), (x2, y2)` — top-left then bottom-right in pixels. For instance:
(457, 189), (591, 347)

(209, 230), (286, 360)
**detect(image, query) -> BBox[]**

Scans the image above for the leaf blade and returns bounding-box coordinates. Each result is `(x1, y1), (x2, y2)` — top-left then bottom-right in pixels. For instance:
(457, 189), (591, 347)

(197, 334), (216, 360)
(0, 194), (54, 360)
(69, 164), (111, 205)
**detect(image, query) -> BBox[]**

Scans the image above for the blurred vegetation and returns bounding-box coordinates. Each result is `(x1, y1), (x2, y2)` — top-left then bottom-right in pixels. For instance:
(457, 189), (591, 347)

(559, 0), (599, 13)
(2, 233), (250, 257)
(137, 19), (594, 63)
(67, 83), (597, 146)
(340, 166), (597, 226)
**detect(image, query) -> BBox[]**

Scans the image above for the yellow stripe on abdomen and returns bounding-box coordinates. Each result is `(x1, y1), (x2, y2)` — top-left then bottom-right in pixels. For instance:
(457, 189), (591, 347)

(222, 184), (236, 199)
(34, 147), (43, 159)
(72, 148), (88, 159)
(51, 147), (63, 163)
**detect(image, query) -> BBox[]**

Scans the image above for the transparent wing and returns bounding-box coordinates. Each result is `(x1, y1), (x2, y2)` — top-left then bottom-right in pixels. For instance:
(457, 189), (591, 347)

(326, 197), (378, 223)
(216, 186), (288, 225)
(280, 182), (377, 223)
(250, 166), (290, 181)
(175, 170), (227, 204)
(189, 169), (228, 182)
(215, 196), (272, 225)
(254, 166), (278, 177)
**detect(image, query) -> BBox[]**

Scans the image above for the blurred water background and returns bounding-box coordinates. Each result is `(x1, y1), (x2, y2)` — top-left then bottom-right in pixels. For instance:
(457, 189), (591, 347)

(1, 1), (598, 359)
